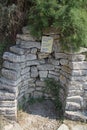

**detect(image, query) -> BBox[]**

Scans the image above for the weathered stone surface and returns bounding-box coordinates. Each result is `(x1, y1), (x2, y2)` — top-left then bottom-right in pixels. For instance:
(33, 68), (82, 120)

(39, 71), (48, 78)
(61, 66), (71, 74)
(60, 59), (68, 65)
(66, 102), (81, 111)
(26, 54), (37, 61)
(48, 59), (59, 65)
(0, 82), (17, 93)
(69, 76), (87, 81)
(37, 64), (54, 71)
(3, 52), (26, 63)
(55, 53), (67, 59)
(69, 61), (87, 69)
(22, 26), (30, 34)
(60, 75), (67, 84)
(66, 96), (83, 105)
(65, 111), (87, 121)
(36, 80), (45, 87)
(21, 67), (30, 75)
(19, 41), (41, 49)
(57, 124), (69, 130)
(34, 91), (43, 98)
(27, 60), (39, 66)
(31, 48), (37, 54)
(72, 124), (87, 130)
(0, 90), (15, 101)
(10, 46), (25, 55)
(0, 77), (21, 86)
(1, 68), (20, 81)
(49, 71), (59, 76)
(68, 90), (83, 97)
(31, 66), (38, 78)
(48, 74), (59, 80)
(17, 34), (36, 42)
(38, 52), (49, 59)
(71, 70), (87, 76)
(3, 61), (21, 71)
(0, 101), (17, 107)
(68, 54), (86, 61)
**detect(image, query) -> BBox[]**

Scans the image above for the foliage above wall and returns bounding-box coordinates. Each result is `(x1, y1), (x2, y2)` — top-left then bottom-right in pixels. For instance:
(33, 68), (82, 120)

(28, 0), (87, 51)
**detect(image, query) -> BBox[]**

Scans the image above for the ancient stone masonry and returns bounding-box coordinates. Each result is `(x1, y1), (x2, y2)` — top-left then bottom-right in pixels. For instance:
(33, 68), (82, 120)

(0, 26), (87, 121)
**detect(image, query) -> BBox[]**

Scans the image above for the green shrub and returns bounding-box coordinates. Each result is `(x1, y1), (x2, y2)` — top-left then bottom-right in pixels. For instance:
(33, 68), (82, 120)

(28, 0), (87, 50)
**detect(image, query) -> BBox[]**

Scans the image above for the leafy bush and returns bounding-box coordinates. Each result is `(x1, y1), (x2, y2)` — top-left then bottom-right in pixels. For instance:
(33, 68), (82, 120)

(28, 0), (87, 50)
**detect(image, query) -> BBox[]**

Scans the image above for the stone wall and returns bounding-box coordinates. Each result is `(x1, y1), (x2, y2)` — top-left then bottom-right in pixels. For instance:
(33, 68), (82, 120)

(0, 27), (87, 121)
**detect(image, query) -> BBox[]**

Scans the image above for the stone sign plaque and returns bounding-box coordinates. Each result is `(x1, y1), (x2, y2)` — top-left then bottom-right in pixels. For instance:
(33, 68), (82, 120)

(41, 36), (53, 53)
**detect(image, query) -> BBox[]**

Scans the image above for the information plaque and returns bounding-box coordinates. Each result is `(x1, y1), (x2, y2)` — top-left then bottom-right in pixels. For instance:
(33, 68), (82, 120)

(41, 36), (53, 53)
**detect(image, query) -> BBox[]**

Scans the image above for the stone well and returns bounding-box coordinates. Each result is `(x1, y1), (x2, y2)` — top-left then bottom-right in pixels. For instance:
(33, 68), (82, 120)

(0, 27), (87, 121)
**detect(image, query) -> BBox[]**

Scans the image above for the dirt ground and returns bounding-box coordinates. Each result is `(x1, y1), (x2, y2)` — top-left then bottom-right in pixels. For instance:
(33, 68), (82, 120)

(17, 99), (61, 130)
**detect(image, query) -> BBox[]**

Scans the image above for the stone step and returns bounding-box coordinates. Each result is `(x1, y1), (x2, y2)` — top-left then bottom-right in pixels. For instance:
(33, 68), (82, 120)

(66, 102), (81, 111)
(66, 96), (83, 105)
(65, 111), (87, 122)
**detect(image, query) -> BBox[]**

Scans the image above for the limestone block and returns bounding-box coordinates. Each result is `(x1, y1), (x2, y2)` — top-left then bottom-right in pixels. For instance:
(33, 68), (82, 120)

(38, 52), (49, 59)
(37, 64), (54, 71)
(36, 80), (45, 87)
(60, 70), (69, 79)
(0, 82), (17, 93)
(0, 77), (21, 86)
(69, 61), (87, 69)
(71, 70), (87, 76)
(33, 91), (43, 98)
(31, 48), (37, 54)
(3, 52), (26, 63)
(55, 66), (61, 72)
(39, 71), (48, 78)
(69, 76), (87, 81)
(39, 59), (45, 64)
(26, 54), (37, 61)
(68, 54), (86, 61)
(49, 71), (59, 76)
(61, 66), (71, 74)
(10, 46), (25, 55)
(22, 26), (30, 34)
(60, 59), (68, 65)
(57, 124), (69, 130)
(0, 100), (17, 107)
(1, 68), (20, 81)
(48, 59), (59, 65)
(68, 81), (83, 90)
(36, 87), (43, 91)
(27, 60), (39, 66)
(66, 96), (83, 105)
(55, 53), (68, 59)
(0, 90), (15, 101)
(16, 38), (21, 45)
(68, 90), (83, 97)
(31, 66), (38, 78)
(48, 74), (59, 80)
(25, 87), (35, 94)
(19, 41), (41, 49)
(21, 72), (30, 80)
(65, 102), (81, 111)
(17, 34), (36, 42)
(3, 61), (21, 71)
(21, 67), (30, 75)
(60, 75), (67, 84)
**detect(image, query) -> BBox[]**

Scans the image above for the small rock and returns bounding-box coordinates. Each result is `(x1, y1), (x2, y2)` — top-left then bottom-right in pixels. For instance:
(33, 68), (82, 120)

(57, 124), (69, 130)
(72, 125), (87, 130)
